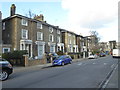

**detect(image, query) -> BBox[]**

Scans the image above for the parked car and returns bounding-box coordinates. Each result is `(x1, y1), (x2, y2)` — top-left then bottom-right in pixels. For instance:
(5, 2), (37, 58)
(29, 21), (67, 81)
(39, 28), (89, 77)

(0, 58), (13, 81)
(100, 53), (106, 57)
(88, 54), (98, 59)
(52, 55), (72, 66)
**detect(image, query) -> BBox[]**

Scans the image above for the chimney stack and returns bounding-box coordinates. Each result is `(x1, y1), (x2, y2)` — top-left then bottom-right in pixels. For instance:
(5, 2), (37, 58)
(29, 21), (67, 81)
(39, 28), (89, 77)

(10, 4), (16, 16)
(34, 14), (44, 21)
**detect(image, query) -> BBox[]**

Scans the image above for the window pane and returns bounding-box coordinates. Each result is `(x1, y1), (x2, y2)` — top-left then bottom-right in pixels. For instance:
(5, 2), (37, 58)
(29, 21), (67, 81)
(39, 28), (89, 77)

(37, 32), (43, 40)
(22, 29), (28, 39)
(37, 22), (42, 29)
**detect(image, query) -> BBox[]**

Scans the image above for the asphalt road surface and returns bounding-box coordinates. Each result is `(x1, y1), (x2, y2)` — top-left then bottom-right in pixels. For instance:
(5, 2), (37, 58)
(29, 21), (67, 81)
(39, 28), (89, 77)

(2, 56), (118, 88)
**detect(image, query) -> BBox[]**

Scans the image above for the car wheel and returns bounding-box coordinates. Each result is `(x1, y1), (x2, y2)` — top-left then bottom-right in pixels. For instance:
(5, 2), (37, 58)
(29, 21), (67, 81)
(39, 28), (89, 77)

(0, 70), (9, 81)
(61, 62), (65, 66)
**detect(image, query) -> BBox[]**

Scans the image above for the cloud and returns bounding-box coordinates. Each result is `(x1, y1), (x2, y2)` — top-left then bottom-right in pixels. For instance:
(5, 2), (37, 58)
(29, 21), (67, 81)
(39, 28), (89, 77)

(61, 0), (119, 41)
(61, 0), (118, 29)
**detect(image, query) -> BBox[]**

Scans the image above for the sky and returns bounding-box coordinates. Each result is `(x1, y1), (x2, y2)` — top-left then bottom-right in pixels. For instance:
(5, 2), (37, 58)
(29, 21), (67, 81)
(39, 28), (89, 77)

(0, 0), (119, 42)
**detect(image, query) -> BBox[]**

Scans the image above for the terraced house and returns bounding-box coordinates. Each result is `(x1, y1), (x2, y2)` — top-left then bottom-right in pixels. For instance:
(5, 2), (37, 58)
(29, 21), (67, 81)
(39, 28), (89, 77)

(2, 4), (98, 61)
(2, 4), (64, 59)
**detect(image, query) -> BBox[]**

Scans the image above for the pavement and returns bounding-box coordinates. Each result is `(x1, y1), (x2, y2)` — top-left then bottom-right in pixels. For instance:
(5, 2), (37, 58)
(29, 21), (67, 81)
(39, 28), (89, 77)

(13, 58), (87, 72)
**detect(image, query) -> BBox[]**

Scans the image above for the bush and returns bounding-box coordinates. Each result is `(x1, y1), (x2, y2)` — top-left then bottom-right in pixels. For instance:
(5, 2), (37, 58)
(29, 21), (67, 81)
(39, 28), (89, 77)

(2, 50), (28, 60)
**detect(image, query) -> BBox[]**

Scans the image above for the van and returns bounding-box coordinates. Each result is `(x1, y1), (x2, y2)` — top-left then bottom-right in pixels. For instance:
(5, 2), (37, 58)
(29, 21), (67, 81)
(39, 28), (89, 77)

(112, 49), (120, 58)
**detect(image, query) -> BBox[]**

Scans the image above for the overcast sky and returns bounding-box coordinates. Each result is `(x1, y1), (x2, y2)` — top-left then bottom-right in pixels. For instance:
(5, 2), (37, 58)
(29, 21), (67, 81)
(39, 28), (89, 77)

(0, 0), (119, 42)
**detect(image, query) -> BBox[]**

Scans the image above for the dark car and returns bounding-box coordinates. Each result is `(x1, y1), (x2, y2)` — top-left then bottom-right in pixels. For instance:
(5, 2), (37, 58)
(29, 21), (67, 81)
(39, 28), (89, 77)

(52, 55), (72, 66)
(0, 58), (13, 81)
(50, 52), (59, 60)
(46, 52), (59, 63)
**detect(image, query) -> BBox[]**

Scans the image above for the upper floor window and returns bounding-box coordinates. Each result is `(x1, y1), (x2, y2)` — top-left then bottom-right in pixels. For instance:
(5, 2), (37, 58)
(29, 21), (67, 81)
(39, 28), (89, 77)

(37, 22), (43, 29)
(57, 36), (61, 43)
(49, 27), (53, 33)
(49, 34), (54, 42)
(57, 30), (60, 34)
(74, 40), (76, 44)
(21, 19), (28, 26)
(21, 29), (28, 39)
(37, 32), (43, 40)
(69, 39), (71, 44)
(3, 48), (10, 53)
(2, 22), (5, 30)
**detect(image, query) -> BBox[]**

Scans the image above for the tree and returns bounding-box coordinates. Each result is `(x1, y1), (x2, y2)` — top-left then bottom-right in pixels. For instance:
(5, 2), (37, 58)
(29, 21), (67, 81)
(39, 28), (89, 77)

(25, 9), (35, 18)
(88, 30), (101, 54)
(89, 30), (101, 42)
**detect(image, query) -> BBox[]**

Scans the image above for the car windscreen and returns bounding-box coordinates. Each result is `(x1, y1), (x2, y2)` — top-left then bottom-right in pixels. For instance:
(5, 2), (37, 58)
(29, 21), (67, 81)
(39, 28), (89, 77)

(56, 56), (66, 59)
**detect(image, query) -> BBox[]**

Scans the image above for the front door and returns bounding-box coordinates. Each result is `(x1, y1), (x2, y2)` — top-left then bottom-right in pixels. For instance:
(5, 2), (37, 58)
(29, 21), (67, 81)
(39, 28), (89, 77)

(26, 44), (31, 57)
(50, 45), (55, 53)
(38, 45), (44, 57)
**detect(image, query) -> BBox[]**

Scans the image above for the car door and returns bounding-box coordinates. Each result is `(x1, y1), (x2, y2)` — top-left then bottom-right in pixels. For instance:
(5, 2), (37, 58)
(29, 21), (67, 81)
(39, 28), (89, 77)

(65, 56), (70, 64)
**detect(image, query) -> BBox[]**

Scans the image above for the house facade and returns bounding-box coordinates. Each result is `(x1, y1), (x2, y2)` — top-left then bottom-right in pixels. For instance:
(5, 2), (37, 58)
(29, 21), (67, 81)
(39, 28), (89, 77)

(2, 4), (104, 61)
(62, 30), (78, 53)
(76, 35), (85, 58)
(2, 4), (65, 59)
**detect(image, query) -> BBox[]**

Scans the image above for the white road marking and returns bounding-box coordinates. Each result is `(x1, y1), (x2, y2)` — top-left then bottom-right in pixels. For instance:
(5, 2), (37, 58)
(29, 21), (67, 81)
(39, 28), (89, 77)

(111, 64), (115, 68)
(93, 63), (96, 64)
(78, 63), (82, 66)
(104, 63), (107, 65)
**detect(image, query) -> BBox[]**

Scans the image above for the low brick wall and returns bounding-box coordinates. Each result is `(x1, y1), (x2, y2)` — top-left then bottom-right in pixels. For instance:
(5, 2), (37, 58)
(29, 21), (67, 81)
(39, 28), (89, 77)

(23, 55), (47, 67)
(67, 53), (81, 59)
(28, 59), (47, 66)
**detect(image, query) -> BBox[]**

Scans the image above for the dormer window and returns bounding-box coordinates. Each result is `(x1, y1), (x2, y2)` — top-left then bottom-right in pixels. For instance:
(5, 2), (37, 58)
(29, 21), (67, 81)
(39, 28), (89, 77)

(21, 19), (28, 26)
(37, 22), (43, 29)
(49, 27), (53, 33)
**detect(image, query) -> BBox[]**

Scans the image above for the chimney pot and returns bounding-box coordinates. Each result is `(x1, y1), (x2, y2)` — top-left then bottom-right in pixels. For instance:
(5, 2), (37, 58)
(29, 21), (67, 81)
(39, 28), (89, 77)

(10, 4), (16, 16)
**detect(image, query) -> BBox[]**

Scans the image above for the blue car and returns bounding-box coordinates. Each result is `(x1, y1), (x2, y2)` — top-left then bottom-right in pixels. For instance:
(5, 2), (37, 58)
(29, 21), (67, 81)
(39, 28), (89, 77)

(52, 55), (72, 66)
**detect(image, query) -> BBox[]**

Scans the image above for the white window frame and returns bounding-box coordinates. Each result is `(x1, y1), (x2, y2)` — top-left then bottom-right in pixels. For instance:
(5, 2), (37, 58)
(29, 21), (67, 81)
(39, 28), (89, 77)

(2, 22), (5, 30)
(74, 40), (76, 44)
(37, 22), (43, 29)
(57, 30), (60, 34)
(69, 39), (71, 44)
(21, 29), (28, 39)
(37, 32), (43, 40)
(57, 36), (60, 43)
(3, 48), (10, 53)
(49, 34), (54, 42)
(21, 19), (28, 26)
(49, 27), (53, 33)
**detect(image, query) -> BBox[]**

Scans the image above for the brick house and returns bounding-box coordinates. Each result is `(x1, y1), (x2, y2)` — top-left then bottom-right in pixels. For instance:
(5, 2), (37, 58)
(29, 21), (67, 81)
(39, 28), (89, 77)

(62, 30), (79, 53)
(2, 4), (64, 59)
(76, 35), (85, 58)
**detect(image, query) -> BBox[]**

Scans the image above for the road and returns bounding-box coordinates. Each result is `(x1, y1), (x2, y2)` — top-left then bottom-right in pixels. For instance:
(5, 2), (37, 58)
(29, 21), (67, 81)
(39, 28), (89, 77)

(2, 56), (119, 88)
